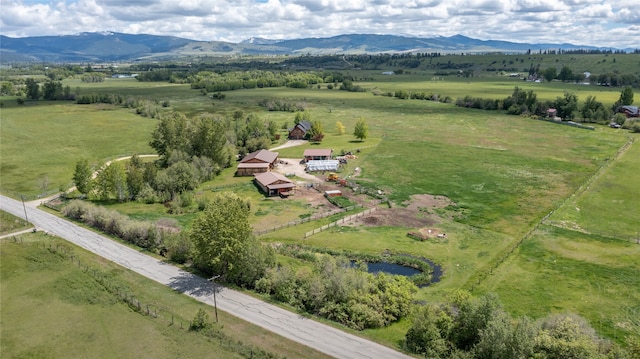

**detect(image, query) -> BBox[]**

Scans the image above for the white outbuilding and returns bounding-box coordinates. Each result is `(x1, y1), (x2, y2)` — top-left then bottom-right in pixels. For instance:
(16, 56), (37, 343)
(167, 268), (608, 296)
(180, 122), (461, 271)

(306, 160), (339, 172)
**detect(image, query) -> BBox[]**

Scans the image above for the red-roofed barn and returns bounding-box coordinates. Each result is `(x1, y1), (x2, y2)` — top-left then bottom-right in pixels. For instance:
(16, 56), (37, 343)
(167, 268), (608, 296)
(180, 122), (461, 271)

(236, 149), (279, 176)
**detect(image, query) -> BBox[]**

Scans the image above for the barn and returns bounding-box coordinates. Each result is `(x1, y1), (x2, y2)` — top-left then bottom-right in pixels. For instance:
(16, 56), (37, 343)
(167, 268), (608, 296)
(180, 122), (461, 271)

(254, 172), (296, 197)
(303, 148), (332, 162)
(236, 149), (279, 176)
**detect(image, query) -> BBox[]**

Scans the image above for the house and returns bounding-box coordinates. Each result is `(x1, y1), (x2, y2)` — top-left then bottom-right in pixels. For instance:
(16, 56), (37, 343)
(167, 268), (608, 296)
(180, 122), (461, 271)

(619, 105), (640, 118)
(303, 149), (332, 162)
(254, 172), (296, 197)
(288, 121), (312, 140)
(236, 149), (279, 176)
(547, 108), (560, 120)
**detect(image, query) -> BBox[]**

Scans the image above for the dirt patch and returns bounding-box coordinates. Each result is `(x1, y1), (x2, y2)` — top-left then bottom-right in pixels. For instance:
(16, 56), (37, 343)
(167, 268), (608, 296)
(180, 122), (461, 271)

(349, 194), (455, 229)
(274, 158), (322, 182)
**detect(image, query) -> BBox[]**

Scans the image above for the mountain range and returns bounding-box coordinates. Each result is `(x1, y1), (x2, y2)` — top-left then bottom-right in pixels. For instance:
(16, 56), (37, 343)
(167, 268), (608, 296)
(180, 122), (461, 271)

(0, 32), (625, 63)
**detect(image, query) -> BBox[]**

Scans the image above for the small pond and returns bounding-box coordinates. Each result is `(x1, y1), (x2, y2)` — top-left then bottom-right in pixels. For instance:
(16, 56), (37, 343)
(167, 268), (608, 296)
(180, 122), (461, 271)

(366, 262), (421, 277)
(352, 257), (442, 287)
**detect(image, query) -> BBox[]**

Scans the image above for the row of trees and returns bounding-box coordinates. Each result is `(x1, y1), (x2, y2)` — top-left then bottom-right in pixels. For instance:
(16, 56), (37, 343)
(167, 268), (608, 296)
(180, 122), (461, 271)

(453, 86), (636, 126)
(24, 78), (75, 101)
(188, 70), (326, 92)
(405, 291), (638, 358)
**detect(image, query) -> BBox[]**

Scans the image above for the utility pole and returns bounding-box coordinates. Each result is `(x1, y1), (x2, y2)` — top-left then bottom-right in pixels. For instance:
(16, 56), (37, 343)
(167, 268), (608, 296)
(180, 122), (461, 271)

(208, 275), (221, 323)
(21, 195), (29, 223)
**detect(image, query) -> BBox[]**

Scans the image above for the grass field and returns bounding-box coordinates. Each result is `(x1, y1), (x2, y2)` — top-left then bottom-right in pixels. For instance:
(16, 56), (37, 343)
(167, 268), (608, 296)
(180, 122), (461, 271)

(0, 233), (331, 359)
(1, 69), (639, 348)
(479, 225), (640, 343)
(0, 100), (156, 198)
(0, 210), (31, 235)
(546, 138), (640, 239)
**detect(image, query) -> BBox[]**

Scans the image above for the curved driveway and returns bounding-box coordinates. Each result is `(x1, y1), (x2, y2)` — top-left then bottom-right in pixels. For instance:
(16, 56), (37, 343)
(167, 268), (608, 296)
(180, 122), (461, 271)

(0, 194), (412, 359)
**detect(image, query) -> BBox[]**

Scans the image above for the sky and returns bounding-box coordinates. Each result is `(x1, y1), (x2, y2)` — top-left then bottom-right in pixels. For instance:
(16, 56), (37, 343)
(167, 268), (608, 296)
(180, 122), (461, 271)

(1, 0), (638, 49)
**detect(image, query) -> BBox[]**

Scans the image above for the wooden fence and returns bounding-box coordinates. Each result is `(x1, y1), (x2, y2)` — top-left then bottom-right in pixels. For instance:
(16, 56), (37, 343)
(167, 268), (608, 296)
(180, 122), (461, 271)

(304, 207), (377, 238)
(254, 204), (364, 236)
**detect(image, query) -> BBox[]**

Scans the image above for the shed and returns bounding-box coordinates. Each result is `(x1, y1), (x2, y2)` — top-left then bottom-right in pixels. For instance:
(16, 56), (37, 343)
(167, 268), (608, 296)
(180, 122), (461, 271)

(324, 190), (342, 197)
(237, 149), (279, 176)
(303, 148), (332, 162)
(306, 160), (339, 172)
(254, 172), (296, 197)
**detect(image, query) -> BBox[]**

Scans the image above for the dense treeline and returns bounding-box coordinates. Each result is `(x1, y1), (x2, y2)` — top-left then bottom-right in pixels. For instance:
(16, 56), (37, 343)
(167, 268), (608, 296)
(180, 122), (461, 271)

(188, 70), (325, 92)
(256, 255), (417, 330)
(404, 291), (639, 358)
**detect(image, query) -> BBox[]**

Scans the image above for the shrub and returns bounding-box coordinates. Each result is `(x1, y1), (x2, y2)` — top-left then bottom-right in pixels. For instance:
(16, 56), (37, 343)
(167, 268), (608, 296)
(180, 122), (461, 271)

(189, 308), (210, 331)
(61, 200), (177, 252)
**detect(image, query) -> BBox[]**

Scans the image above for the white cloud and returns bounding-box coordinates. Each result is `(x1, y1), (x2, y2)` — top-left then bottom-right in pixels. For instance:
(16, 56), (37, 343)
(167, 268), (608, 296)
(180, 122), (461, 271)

(0, 0), (636, 49)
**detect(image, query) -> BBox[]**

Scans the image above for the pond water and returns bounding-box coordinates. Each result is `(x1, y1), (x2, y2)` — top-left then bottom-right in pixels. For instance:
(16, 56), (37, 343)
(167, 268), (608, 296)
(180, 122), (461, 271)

(353, 257), (443, 286)
(366, 262), (421, 276)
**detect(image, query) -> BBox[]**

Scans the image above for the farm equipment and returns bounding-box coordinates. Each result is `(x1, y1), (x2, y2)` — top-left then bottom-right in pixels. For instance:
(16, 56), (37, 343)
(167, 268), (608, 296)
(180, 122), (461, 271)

(327, 172), (340, 182)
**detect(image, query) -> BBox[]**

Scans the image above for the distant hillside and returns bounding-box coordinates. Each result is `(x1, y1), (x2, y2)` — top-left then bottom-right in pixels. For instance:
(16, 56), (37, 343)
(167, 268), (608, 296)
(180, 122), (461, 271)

(0, 32), (625, 63)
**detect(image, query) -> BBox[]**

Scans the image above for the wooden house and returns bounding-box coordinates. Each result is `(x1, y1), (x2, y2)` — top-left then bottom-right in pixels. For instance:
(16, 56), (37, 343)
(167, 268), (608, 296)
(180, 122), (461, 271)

(236, 149), (279, 176)
(254, 172), (296, 197)
(288, 121), (312, 140)
(620, 105), (639, 118)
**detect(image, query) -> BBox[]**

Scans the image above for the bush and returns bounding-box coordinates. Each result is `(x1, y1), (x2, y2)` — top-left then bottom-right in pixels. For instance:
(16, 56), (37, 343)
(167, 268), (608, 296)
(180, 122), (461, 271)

(260, 254), (417, 330)
(189, 308), (210, 331)
(61, 200), (177, 252)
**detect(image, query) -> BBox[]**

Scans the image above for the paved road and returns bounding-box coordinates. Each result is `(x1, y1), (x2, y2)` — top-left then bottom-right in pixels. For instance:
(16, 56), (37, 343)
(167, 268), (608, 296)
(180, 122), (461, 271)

(0, 194), (413, 359)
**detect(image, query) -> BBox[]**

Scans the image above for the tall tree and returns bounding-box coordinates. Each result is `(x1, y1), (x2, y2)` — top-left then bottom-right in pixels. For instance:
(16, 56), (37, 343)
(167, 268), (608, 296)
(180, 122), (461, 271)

(554, 91), (579, 120)
(557, 66), (574, 82)
(73, 159), (93, 196)
(308, 120), (324, 143)
(335, 121), (346, 135)
(42, 80), (63, 100)
(619, 86), (634, 106)
(25, 78), (39, 100)
(94, 161), (127, 201)
(353, 118), (369, 141)
(542, 67), (557, 82)
(149, 112), (189, 165)
(190, 114), (228, 166)
(191, 192), (259, 282)
(126, 157), (145, 201)
(294, 111), (310, 125)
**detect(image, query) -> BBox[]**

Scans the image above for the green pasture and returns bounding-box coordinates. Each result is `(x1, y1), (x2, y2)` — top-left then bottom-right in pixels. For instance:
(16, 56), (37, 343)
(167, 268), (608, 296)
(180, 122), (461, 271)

(546, 138), (640, 239)
(0, 210), (31, 235)
(360, 74), (622, 106)
(478, 225), (640, 344)
(0, 234), (331, 359)
(0, 100), (156, 198)
(365, 52), (640, 79)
